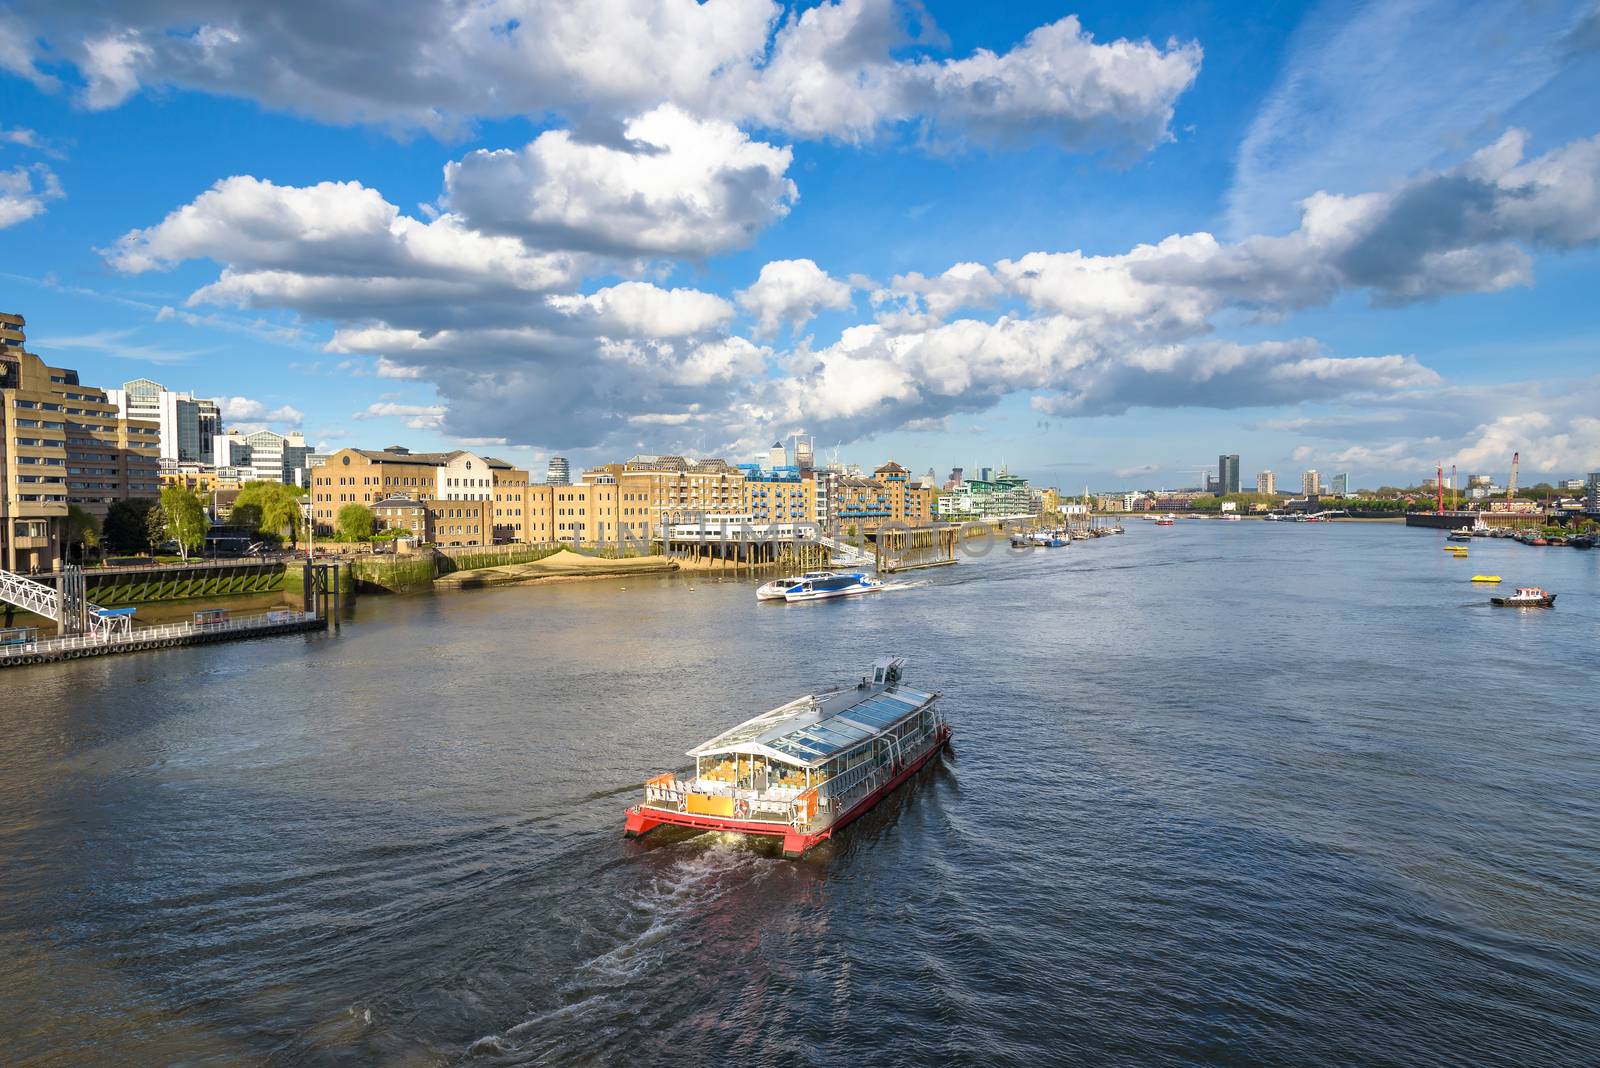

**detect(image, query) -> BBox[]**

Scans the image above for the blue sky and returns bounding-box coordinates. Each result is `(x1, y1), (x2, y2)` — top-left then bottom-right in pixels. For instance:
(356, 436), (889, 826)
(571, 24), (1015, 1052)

(2, 0), (1597, 489)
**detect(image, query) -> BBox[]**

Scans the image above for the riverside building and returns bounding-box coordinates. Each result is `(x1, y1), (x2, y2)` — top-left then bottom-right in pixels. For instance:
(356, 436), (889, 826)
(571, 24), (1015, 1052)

(1219, 454), (1241, 494)
(1, 314), (161, 572)
(1257, 470), (1277, 496)
(105, 378), (222, 464)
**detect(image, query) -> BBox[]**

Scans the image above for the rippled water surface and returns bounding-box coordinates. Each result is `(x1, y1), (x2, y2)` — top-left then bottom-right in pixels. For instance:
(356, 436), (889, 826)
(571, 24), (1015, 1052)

(3, 522), (1599, 1066)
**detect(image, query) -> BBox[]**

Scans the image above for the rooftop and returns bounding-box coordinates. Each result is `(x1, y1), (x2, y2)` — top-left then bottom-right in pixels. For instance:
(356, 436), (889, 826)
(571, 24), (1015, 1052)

(688, 680), (934, 768)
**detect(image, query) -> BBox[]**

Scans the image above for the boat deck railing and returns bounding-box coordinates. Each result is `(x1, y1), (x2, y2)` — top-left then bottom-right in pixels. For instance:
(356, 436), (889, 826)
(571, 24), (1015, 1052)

(641, 708), (945, 831)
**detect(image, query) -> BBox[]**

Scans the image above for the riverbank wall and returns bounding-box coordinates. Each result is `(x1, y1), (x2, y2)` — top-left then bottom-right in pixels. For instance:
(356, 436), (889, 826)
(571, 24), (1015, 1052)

(84, 560), (289, 606)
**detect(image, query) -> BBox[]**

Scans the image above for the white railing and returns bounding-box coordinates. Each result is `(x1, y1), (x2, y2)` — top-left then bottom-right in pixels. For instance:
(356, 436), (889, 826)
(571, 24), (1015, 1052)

(0, 566), (60, 617)
(818, 533), (873, 564)
(0, 609), (317, 661)
(0, 566), (131, 634)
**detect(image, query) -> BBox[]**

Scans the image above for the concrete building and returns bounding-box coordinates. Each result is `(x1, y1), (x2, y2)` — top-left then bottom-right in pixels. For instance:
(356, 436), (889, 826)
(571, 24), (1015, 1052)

(767, 441), (787, 470)
(936, 468), (1031, 520)
(1587, 472), (1600, 514)
(1301, 470), (1321, 496)
(1331, 472), (1349, 497)
(1257, 470), (1277, 496)
(545, 456), (570, 486)
(1, 315), (161, 572)
(105, 378), (222, 464)
(1218, 454), (1241, 495)
(218, 428), (313, 485)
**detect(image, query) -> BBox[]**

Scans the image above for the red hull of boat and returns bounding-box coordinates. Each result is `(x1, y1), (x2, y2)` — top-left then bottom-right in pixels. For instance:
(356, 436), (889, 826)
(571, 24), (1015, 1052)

(624, 725), (952, 858)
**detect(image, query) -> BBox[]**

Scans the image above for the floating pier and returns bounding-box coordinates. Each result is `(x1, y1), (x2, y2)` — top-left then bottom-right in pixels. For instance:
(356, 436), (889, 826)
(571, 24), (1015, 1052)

(0, 609), (326, 668)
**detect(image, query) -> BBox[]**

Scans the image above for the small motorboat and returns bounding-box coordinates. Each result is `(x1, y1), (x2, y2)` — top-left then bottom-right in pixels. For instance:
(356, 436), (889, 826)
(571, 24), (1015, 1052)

(1471, 575), (1501, 583)
(1155, 513), (1176, 526)
(1491, 586), (1556, 607)
(1447, 530), (1472, 541)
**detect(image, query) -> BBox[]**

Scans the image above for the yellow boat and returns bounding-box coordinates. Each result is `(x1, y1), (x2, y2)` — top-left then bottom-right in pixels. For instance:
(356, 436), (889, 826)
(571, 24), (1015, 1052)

(1471, 575), (1501, 583)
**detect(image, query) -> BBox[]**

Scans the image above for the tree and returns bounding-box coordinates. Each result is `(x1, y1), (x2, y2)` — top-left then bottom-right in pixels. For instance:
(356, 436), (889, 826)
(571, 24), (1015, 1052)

(337, 503), (375, 541)
(160, 484), (209, 562)
(146, 502), (168, 554)
(65, 505), (100, 564)
(232, 480), (306, 547)
(103, 498), (159, 555)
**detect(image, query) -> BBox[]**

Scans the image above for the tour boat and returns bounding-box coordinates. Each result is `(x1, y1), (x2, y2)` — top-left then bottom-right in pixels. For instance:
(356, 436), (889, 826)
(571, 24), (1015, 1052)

(1491, 586), (1555, 607)
(625, 658), (950, 858)
(1155, 514), (1176, 526)
(783, 571), (883, 602)
(757, 570), (849, 601)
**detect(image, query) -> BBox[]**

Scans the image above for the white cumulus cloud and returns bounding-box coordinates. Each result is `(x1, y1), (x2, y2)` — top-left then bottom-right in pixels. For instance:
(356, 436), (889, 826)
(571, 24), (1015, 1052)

(444, 105), (796, 257)
(737, 259), (853, 335)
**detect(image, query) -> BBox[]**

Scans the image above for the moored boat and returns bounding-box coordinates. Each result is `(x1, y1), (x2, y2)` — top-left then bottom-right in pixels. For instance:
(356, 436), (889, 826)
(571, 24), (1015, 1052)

(624, 658), (950, 857)
(1471, 575), (1502, 583)
(1491, 586), (1556, 607)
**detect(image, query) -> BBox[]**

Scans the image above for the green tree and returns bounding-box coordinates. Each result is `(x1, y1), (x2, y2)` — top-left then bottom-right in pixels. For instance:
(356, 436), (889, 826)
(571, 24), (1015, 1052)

(145, 502), (168, 554)
(232, 481), (306, 547)
(65, 505), (101, 564)
(103, 498), (159, 555)
(160, 484), (209, 562)
(337, 503), (375, 541)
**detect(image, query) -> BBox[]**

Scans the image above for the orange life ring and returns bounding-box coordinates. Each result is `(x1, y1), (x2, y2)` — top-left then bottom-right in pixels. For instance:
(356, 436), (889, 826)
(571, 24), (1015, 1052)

(734, 798), (751, 819)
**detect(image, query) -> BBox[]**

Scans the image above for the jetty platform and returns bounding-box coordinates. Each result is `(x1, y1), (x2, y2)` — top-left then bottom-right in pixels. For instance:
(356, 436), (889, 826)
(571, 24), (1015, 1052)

(0, 609), (325, 668)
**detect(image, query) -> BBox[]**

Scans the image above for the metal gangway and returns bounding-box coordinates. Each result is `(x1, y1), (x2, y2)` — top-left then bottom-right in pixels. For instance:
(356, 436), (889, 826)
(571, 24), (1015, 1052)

(0, 565), (133, 637)
(817, 533), (874, 566)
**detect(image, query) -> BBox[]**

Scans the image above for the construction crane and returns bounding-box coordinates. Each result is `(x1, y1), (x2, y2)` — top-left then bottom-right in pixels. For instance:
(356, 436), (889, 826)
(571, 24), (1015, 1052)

(1507, 451), (1519, 502)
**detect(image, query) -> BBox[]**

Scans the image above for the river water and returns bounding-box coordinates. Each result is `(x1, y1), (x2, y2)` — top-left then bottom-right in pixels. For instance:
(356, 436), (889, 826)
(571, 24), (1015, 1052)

(3, 521), (1598, 1066)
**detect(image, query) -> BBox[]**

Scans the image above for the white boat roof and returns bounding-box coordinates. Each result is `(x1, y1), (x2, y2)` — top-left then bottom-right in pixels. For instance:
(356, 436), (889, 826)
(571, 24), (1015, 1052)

(688, 679), (935, 768)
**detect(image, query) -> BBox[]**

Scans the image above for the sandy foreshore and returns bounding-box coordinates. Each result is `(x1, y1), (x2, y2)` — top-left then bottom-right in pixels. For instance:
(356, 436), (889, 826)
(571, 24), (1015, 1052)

(432, 548), (678, 589)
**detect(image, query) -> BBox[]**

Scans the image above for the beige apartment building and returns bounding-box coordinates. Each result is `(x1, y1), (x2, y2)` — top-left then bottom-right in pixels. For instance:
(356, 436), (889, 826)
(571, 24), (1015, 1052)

(2, 314), (161, 573)
(311, 442), (943, 550)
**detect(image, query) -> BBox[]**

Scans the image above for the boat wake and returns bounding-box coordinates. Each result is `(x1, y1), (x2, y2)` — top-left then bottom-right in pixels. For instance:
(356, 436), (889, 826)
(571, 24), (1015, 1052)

(466, 841), (767, 1062)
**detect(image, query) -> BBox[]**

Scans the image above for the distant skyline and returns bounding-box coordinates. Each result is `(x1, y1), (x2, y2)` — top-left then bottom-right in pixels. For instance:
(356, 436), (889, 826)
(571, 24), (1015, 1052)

(2, 0), (1598, 489)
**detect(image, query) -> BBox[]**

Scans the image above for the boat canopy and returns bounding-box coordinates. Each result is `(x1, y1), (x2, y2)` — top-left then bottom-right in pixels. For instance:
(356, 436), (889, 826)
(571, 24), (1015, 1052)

(688, 682), (935, 769)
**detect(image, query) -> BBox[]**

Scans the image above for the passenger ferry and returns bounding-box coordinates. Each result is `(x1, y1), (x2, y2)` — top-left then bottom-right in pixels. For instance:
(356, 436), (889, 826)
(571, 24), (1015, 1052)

(625, 658), (950, 858)
(757, 570), (848, 601)
(781, 571), (883, 602)
(1155, 513), (1176, 526)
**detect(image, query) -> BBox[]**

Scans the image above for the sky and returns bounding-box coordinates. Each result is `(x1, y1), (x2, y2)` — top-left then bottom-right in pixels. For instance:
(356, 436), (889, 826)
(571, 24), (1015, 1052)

(1, 0), (1598, 491)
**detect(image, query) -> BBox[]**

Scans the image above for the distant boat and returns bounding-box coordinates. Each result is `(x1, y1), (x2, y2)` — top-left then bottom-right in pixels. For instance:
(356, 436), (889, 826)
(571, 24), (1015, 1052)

(1155, 514), (1176, 526)
(1447, 531), (1472, 542)
(1491, 586), (1556, 607)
